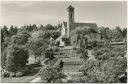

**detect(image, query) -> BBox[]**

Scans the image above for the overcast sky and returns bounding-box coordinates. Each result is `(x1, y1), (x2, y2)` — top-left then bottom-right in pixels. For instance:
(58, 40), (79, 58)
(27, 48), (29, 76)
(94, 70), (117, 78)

(1, 1), (127, 28)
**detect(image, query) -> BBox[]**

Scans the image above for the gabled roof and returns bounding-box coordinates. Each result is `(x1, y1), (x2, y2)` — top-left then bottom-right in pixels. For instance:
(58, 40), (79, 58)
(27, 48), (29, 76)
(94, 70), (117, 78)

(75, 22), (99, 33)
(75, 22), (97, 28)
(63, 22), (99, 33)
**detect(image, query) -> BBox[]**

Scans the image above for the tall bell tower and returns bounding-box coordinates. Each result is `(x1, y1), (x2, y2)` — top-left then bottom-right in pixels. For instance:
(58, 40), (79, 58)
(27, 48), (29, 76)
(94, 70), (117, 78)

(67, 5), (75, 37)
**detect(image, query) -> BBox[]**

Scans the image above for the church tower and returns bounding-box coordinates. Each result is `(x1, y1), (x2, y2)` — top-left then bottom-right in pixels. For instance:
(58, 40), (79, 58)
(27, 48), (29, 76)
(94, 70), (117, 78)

(67, 5), (75, 38)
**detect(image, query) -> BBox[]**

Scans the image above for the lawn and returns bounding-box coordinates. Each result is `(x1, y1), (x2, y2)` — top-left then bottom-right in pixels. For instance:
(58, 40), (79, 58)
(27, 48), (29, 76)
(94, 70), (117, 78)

(1, 64), (41, 83)
(1, 75), (37, 83)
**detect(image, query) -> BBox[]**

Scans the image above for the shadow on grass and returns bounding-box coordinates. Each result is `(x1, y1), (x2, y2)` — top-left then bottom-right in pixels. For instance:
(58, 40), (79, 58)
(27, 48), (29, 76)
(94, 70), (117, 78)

(1, 63), (42, 83)
(26, 63), (42, 76)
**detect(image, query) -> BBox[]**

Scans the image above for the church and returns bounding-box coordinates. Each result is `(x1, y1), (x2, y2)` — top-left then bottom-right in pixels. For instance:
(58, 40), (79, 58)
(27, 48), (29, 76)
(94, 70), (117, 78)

(56, 5), (100, 46)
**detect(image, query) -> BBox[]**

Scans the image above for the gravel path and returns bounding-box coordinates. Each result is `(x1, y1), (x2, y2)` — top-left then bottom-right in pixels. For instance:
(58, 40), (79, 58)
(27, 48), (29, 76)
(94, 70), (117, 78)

(30, 76), (42, 83)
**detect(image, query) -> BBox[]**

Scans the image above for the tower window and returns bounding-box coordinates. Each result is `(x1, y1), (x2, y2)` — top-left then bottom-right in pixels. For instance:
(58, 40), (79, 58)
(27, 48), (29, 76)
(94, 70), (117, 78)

(71, 14), (72, 19)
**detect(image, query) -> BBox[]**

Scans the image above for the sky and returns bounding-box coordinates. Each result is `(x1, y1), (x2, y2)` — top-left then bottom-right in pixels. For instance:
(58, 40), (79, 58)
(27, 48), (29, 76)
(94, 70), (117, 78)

(1, 1), (127, 28)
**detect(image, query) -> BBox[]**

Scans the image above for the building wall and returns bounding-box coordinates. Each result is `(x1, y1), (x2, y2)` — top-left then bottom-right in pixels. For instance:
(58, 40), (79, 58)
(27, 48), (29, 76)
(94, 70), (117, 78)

(62, 5), (100, 46)
(67, 6), (75, 38)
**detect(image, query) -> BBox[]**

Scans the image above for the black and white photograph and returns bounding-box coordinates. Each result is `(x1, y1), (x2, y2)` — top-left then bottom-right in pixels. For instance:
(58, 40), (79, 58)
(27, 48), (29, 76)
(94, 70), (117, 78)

(0, 0), (127, 83)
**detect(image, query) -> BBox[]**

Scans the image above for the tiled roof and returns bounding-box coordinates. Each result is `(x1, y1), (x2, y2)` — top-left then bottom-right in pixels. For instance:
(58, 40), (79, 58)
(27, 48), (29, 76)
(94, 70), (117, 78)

(63, 22), (99, 33)
(75, 22), (97, 28)
(75, 22), (99, 33)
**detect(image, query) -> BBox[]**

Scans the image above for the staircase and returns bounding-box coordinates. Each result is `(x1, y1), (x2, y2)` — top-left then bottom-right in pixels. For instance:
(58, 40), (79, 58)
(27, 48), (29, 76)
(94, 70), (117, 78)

(59, 47), (83, 78)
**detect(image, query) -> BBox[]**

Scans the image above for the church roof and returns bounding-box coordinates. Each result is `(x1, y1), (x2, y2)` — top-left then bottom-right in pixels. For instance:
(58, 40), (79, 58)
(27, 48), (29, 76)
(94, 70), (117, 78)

(75, 22), (99, 33)
(75, 22), (97, 28)
(63, 22), (99, 33)
(67, 5), (74, 9)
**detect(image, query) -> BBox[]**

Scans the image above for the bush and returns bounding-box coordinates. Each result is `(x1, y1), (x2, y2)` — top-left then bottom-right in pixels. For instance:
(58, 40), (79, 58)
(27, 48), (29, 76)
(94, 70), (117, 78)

(80, 57), (127, 83)
(79, 59), (100, 75)
(93, 46), (126, 60)
(100, 57), (127, 83)
(6, 44), (29, 72)
(38, 66), (66, 83)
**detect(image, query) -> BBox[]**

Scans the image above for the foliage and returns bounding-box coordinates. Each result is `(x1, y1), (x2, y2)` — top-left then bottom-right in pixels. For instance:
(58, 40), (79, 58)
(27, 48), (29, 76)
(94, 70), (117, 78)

(17, 24), (38, 33)
(27, 30), (50, 61)
(78, 49), (88, 61)
(9, 25), (18, 36)
(71, 27), (90, 47)
(121, 28), (127, 38)
(1, 37), (11, 53)
(44, 24), (60, 30)
(80, 59), (100, 73)
(27, 24), (60, 60)
(93, 45), (127, 60)
(1, 26), (10, 43)
(72, 27), (91, 59)
(1, 23), (61, 77)
(44, 24), (55, 30)
(101, 57), (127, 82)
(1, 37), (11, 68)
(80, 44), (127, 83)
(99, 26), (127, 42)
(38, 66), (66, 83)
(6, 44), (29, 72)
(80, 57), (127, 83)
(10, 29), (31, 45)
(1, 25), (18, 44)
(1, 25), (30, 71)
(26, 24), (38, 32)
(1, 47), (7, 69)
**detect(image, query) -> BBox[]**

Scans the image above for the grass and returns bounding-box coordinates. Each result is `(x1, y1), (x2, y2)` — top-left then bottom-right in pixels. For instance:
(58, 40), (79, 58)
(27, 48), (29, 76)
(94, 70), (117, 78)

(1, 75), (37, 83)
(1, 63), (41, 83)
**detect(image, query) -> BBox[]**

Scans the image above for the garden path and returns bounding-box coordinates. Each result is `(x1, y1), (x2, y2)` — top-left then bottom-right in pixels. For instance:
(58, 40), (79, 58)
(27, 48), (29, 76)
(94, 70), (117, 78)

(30, 76), (42, 83)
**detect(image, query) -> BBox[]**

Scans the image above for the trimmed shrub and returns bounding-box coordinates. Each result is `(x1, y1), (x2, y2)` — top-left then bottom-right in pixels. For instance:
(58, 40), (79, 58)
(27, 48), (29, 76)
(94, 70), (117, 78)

(38, 66), (66, 83)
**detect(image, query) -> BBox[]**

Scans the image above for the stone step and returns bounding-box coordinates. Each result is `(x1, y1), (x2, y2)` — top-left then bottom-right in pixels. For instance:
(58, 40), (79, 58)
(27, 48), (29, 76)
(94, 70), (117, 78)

(62, 57), (83, 65)
(65, 72), (83, 75)
(63, 64), (81, 73)
(64, 61), (83, 65)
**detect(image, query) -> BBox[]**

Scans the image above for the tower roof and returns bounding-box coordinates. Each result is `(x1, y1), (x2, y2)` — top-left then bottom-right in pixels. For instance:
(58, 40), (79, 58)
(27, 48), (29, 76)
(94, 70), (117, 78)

(67, 5), (74, 10)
